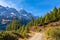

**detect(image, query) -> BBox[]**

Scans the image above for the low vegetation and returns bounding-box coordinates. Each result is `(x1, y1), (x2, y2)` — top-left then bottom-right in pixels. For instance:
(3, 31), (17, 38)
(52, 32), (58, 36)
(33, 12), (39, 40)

(0, 31), (18, 40)
(0, 7), (60, 40)
(28, 7), (60, 27)
(45, 27), (60, 40)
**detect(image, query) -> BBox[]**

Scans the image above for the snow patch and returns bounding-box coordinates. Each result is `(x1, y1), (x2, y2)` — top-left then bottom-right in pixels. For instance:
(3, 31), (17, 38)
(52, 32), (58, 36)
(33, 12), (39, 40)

(20, 8), (23, 10)
(23, 14), (27, 16)
(11, 12), (16, 16)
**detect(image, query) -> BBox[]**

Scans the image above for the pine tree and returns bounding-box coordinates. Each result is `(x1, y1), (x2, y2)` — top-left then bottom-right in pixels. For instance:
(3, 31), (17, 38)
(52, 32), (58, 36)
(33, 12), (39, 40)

(23, 26), (28, 36)
(34, 20), (38, 26)
(50, 11), (56, 22)
(6, 24), (11, 31)
(30, 16), (35, 25)
(58, 7), (60, 14)
(30, 16), (34, 22)
(16, 20), (21, 29)
(57, 7), (60, 20)
(11, 20), (17, 30)
(44, 13), (50, 23)
(39, 16), (43, 24)
(6, 19), (21, 31)
(20, 25), (25, 34)
(53, 7), (58, 20)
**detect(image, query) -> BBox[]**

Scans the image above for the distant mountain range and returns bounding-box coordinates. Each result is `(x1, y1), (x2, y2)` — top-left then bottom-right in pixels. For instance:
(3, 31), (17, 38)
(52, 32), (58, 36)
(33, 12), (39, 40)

(0, 5), (39, 30)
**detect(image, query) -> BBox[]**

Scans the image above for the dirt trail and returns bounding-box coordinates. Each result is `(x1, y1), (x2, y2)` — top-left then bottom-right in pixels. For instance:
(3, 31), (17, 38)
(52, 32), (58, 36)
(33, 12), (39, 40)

(29, 32), (45, 40)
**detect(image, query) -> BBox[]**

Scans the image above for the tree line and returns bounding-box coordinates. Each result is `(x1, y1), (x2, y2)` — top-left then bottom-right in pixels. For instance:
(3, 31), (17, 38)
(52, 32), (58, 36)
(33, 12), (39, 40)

(6, 7), (60, 34)
(4, 7), (60, 40)
(27, 7), (60, 27)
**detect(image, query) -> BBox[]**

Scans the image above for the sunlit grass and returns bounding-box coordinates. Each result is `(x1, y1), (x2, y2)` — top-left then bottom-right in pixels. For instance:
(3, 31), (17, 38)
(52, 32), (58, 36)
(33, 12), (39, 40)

(45, 27), (60, 40)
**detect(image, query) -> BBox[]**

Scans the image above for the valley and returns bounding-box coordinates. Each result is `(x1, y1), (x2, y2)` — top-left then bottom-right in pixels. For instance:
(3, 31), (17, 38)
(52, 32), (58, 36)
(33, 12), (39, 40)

(0, 2), (60, 40)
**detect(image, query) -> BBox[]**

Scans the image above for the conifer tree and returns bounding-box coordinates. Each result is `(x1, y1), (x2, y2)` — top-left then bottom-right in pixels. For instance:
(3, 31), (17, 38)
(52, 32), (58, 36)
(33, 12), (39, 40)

(34, 20), (38, 26)
(53, 7), (58, 20)
(11, 20), (17, 30)
(50, 11), (56, 22)
(20, 25), (25, 33)
(6, 24), (11, 31)
(57, 7), (60, 20)
(6, 19), (21, 31)
(44, 13), (50, 23)
(39, 16), (43, 24)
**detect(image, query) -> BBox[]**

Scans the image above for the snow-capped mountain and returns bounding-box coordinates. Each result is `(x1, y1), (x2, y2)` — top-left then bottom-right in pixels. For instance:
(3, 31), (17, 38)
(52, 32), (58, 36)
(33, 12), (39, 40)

(0, 5), (39, 30)
(0, 5), (37, 21)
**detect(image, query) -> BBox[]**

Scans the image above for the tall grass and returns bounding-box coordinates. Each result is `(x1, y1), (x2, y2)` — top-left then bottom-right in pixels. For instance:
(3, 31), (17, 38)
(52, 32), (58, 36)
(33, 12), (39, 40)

(45, 27), (60, 40)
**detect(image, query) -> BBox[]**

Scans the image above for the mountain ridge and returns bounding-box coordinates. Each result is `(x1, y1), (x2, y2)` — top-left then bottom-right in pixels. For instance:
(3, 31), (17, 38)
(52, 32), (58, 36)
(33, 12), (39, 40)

(0, 5), (39, 30)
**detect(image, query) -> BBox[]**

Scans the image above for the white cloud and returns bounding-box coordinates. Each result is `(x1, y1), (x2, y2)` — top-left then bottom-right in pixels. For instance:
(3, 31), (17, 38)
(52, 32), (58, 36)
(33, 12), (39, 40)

(0, 0), (19, 10)
(0, 0), (8, 7)
(0, 0), (26, 10)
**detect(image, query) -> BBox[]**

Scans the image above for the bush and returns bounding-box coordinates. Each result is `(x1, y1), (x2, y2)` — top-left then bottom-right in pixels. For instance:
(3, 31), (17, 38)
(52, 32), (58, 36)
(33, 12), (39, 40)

(45, 27), (60, 40)
(0, 31), (18, 40)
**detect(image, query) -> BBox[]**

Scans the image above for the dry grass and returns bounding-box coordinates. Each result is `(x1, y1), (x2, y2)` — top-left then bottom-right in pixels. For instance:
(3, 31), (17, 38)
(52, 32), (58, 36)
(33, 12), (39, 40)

(45, 26), (60, 40)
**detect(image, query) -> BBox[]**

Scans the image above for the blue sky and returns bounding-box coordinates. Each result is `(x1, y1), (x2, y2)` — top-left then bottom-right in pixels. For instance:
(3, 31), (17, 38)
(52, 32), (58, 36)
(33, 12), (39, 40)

(0, 0), (60, 17)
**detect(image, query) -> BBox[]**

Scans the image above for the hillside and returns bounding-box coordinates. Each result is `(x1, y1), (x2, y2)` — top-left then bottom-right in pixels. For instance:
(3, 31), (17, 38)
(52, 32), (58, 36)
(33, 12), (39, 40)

(26, 7), (60, 40)
(0, 5), (60, 40)
(0, 5), (39, 30)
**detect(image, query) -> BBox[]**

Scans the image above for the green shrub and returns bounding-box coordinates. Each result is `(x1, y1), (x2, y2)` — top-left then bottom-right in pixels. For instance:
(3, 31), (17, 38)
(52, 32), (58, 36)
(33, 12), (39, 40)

(0, 31), (18, 40)
(45, 27), (60, 40)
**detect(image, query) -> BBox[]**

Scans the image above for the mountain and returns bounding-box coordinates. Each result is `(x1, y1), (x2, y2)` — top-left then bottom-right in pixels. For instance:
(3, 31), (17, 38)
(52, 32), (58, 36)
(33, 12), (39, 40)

(0, 5), (39, 30)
